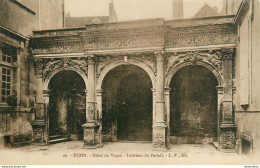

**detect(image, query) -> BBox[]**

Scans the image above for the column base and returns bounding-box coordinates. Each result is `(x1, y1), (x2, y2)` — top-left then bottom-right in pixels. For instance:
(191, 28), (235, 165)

(82, 121), (101, 149)
(152, 123), (167, 151)
(31, 120), (47, 146)
(219, 124), (236, 151)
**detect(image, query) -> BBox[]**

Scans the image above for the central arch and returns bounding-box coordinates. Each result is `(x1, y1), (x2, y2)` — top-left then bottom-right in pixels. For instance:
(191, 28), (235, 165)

(101, 64), (153, 142)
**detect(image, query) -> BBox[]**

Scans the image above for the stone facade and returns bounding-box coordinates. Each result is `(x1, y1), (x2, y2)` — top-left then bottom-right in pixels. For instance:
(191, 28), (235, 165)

(233, 0), (260, 157)
(30, 16), (237, 151)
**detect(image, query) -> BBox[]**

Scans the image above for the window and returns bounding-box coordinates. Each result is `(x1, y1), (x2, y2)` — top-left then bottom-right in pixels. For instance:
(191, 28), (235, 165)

(0, 43), (16, 104)
(1, 68), (11, 102)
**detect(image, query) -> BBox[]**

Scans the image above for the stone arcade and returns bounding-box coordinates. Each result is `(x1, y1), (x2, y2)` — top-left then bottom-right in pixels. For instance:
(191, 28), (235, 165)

(30, 16), (237, 151)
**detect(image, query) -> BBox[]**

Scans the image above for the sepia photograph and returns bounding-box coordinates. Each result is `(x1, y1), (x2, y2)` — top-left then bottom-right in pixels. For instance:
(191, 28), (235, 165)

(0, 0), (259, 166)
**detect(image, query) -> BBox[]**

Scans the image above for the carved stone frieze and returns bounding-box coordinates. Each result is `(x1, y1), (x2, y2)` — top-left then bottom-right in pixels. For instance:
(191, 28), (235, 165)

(31, 32), (164, 54)
(166, 27), (236, 48)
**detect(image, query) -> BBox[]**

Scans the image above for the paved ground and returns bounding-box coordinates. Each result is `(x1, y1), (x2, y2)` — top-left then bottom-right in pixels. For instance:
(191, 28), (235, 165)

(0, 141), (258, 165)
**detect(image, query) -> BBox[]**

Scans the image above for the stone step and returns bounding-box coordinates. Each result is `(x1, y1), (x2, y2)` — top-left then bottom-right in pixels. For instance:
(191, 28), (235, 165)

(49, 137), (70, 144)
(49, 135), (63, 140)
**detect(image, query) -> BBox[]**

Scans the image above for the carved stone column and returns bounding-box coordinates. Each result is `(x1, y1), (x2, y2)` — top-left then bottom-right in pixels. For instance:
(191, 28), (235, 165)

(43, 90), (51, 145)
(82, 55), (101, 148)
(164, 87), (171, 147)
(32, 58), (47, 145)
(219, 49), (236, 151)
(153, 51), (167, 150)
(96, 89), (103, 146)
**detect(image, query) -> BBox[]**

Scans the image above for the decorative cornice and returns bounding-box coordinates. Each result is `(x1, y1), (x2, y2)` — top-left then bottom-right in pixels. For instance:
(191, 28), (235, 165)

(30, 24), (237, 55)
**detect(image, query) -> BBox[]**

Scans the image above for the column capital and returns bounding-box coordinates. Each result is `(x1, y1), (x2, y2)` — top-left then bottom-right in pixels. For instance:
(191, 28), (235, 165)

(216, 86), (224, 94)
(151, 88), (156, 92)
(96, 89), (103, 96)
(154, 51), (165, 61)
(164, 87), (171, 95)
(85, 54), (95, 65)
(34, 58), (44, 76)
(220, 48), (235, 60)
(42, 90), (51, 97)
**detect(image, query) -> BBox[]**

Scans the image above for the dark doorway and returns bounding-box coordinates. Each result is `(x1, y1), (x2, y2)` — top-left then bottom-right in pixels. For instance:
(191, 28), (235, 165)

(102, 65), (152, 141)
(49, 70), (86, 140)
(170, 65), (218, 144)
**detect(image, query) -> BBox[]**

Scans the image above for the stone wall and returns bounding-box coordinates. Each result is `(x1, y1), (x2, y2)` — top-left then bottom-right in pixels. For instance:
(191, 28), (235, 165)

(0, 110), (34, 148)
(235, 0), (260, 156)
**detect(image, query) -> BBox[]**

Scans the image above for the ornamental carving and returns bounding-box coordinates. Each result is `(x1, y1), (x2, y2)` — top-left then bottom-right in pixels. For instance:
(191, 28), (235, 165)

(83, 129), (96, 146)
(153, 132), (165, 148)
(96, 53), (157, 78)
(165, 49), (235, 78)
(223, 103), (233, 123)
(96, 56), (121, 78)
(35, 103), (44, 120)
(166, 27), (236, 48)
(87, 102), (96, 120)
(42, 57), (88, 80)
(34, 58), (45, 76)
(220, 130), (236, 149)
(33, 128), (44, 143)
(31, 32), (164, 54)
(130, 54), (157, 75)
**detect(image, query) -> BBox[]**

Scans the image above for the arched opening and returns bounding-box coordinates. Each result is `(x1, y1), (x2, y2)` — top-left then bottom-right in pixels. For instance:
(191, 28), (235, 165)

(170, 65), (218, 144)
(48, 70), (86, 141)
(102, 65), (153, 142)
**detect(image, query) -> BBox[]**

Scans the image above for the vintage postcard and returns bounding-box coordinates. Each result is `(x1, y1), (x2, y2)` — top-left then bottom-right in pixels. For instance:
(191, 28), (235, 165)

(0, 0), (259, 166)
